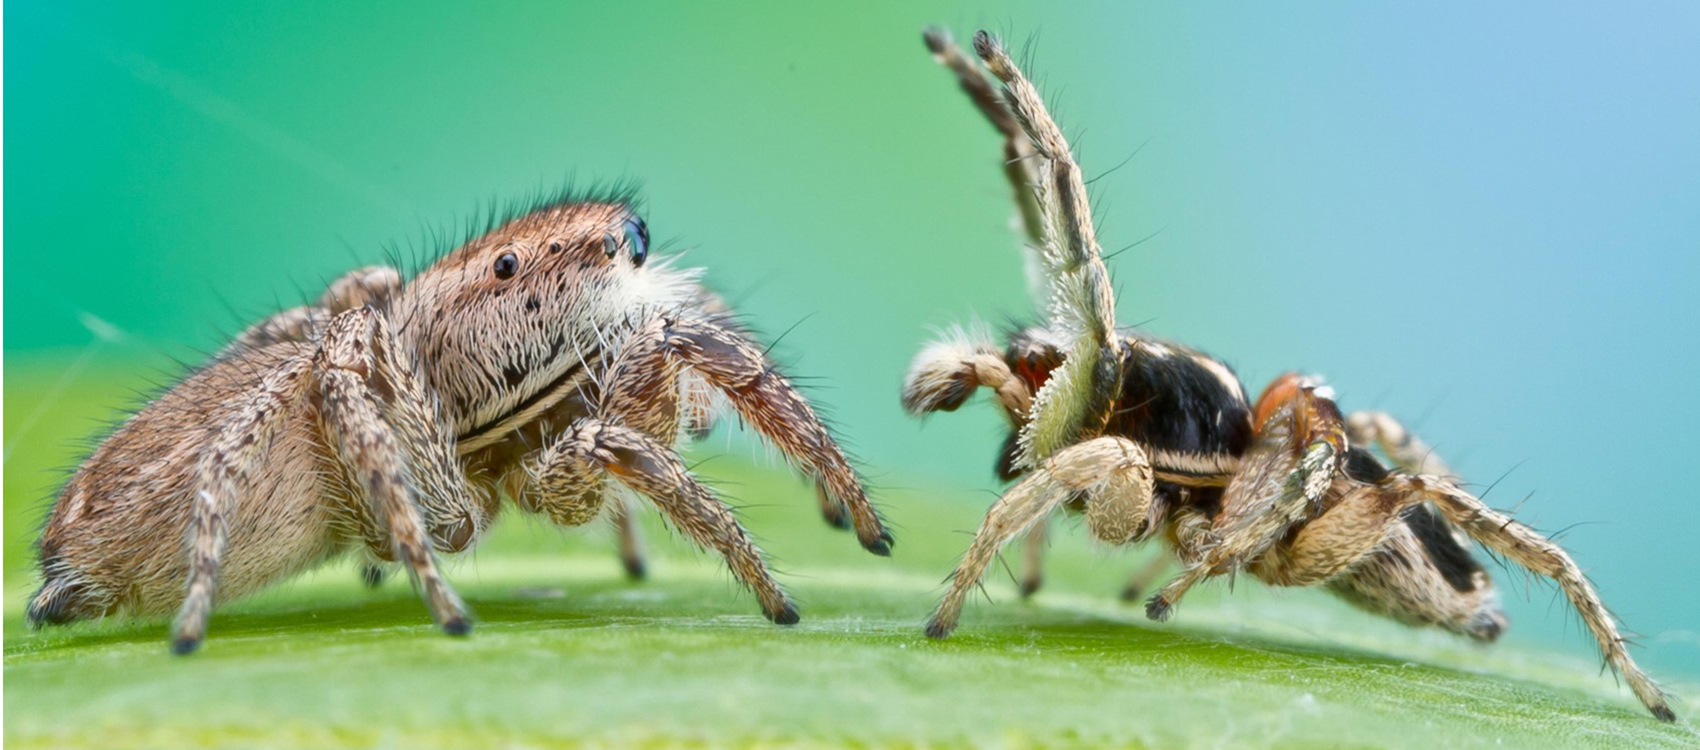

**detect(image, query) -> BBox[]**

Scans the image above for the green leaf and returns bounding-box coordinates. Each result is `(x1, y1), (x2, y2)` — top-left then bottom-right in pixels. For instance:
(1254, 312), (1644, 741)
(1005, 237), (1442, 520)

(5, 367), (1694, 750)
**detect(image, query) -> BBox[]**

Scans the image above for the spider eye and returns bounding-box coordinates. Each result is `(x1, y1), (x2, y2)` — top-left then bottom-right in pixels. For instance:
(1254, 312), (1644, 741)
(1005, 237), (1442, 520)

(602, 219), (650, 268)
(493, 252), (519, 280)
(547, 240), (563, 254)
(624, 218), (649, 268)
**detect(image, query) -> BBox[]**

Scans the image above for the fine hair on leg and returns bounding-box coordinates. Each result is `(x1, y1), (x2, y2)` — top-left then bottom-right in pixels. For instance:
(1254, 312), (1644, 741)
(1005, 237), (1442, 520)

(172, 357), (312, 654)
(928, 436), (1154, 639)
(316, 311), (470, 635)
(1421, 479), (1673, 721)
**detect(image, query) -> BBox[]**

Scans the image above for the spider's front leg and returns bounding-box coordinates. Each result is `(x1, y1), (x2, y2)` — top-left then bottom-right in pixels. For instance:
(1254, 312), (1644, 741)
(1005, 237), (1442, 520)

(659, 313), (892, 554)
(532, 418), (797, 623)
(520, 310), (883, 622)
(314, 309), (480, 634)
(519, 332), (793, 620)
(224, 263), (433, 593)
(174, 306), (488, 652)
(904, 330), (1051, 594)
(927, 436), (1157, 639)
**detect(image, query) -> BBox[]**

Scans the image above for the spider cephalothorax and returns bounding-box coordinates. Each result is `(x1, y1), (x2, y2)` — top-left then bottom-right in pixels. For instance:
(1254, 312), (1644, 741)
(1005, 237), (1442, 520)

(30, 188), (890, 653)
(902, 28), (1671, 721)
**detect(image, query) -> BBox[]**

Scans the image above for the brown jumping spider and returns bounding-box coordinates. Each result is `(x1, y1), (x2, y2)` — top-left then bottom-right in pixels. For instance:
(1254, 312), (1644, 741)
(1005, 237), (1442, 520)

(902, 29), (1672, 722)
(29, 188), (892, 653)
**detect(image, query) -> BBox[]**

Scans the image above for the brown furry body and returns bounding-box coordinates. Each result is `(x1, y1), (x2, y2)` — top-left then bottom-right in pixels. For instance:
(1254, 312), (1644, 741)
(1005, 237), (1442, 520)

(31, 195), (889, 652)
(39, 342), (348, 618)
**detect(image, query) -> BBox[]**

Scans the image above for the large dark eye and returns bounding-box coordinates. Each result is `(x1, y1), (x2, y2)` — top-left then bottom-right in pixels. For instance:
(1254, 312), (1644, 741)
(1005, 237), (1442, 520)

(493, 252), (519, 279)
(624, 218), (649, 268)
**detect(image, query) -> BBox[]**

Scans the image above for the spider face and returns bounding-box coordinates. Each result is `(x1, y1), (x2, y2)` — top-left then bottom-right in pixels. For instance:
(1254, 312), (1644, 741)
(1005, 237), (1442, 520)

(397, 200), (696, 441)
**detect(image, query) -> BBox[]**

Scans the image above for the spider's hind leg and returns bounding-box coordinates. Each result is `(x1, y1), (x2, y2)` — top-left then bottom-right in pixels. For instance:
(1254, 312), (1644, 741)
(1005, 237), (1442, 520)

(1422, 479), (1673, 721)
(1333, 413), (1505, 641)
(1323, 504), (1507, 643)
(316, 311), (472, 637)
(1347, 410), (1454, 478)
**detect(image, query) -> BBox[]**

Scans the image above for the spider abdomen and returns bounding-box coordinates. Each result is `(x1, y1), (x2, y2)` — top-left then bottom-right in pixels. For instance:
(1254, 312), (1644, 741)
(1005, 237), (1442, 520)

(1109, 339), (1252, 463)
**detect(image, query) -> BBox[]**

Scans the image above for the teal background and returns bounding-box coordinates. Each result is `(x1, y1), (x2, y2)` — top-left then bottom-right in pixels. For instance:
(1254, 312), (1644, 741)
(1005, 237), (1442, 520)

(7, 0), (1698, 681)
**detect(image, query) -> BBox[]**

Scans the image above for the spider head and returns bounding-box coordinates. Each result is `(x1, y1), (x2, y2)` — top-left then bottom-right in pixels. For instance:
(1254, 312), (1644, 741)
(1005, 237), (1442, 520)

(399, 197), (698, 436)
(1251, 373), (1336, 434)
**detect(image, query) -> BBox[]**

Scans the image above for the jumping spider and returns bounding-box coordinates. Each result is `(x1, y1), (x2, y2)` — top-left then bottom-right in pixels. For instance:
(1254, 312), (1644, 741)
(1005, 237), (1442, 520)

(902, 29), (1672, 722)
(29, 189), (891, 653)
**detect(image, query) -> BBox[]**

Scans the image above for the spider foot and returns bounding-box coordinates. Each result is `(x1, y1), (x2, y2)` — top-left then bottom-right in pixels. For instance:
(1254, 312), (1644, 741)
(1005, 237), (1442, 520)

(766, 602), (800, 626)
(360, 564), (387, 589)
(924, 616), (955, 640)
(170, 635), (203, 656)
(1018, 576), (1042, 599)
(621, 554), (648, 581)
(1144, 594), (1174, 622)
(863, 530), (895, 557)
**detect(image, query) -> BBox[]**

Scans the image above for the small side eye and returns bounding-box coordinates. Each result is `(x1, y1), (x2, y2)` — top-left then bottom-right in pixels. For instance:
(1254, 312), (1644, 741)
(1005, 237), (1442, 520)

(493, 252), (519, 279)
(625, 218), (649, 268)
(547, 240), (563, 254)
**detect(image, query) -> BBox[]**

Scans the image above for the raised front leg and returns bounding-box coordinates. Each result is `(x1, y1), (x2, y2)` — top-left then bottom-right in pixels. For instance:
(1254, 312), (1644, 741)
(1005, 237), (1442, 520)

(923, 27), (1045, 252)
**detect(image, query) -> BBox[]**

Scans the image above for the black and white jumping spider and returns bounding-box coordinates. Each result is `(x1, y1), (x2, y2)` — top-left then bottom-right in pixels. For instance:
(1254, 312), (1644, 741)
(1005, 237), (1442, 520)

(901, 28), (1673, 722)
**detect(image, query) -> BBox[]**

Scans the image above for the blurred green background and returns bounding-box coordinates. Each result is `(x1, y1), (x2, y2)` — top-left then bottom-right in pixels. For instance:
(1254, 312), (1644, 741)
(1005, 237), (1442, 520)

(6, 0), (1698, 690)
